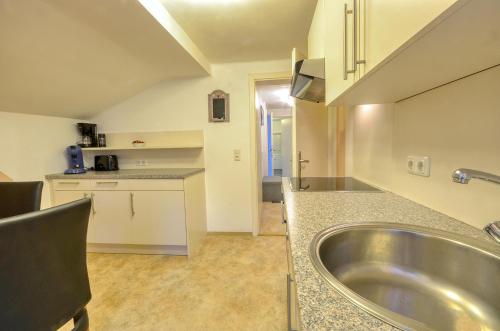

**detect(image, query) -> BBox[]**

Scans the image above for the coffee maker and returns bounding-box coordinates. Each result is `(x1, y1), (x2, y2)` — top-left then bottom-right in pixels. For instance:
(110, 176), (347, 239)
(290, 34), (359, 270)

(64, 145), (86, 174)
(77, 123), (98, 148)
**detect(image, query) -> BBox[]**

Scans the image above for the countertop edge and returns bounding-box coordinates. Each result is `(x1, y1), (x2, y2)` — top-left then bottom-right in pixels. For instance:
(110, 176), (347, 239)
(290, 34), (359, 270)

(45, 168), (205, 180)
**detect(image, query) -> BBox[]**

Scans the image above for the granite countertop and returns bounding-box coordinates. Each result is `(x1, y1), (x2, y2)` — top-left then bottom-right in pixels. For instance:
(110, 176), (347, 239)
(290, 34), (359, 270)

(46, 168), (204, 180)
(282, 178), (490, 331)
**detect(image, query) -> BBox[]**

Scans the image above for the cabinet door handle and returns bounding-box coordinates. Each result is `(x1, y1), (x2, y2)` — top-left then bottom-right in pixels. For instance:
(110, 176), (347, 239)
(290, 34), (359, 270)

(130, 192), (135, 216)
(58, 181), (79, 185)
(343, 2), (353, 80)
(281, 200), (287, 224)
(344, 0), (365, 80)
(96, 181), (118, 185)
(353, 0), (366, 68)
(90, 193), (96, 215)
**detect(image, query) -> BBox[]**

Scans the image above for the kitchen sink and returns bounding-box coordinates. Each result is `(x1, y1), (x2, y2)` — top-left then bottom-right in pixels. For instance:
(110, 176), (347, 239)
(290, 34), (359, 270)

(309, 223), (500, 331)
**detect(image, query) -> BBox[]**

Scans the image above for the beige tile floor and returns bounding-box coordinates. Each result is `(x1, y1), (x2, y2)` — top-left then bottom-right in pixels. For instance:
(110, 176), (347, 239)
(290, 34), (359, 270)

(259, 202), (287, 236)
(60, 234), (287, 331)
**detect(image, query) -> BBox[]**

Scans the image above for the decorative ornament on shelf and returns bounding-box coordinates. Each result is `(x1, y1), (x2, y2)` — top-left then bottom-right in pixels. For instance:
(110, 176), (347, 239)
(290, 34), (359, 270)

(208, 89), (230, 123)
(132, 140), (145, 147)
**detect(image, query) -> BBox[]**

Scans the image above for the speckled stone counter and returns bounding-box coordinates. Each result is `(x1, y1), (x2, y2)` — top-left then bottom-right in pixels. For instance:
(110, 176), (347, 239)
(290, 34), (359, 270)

(46, 168), (204, 180)
(282, 178), (490, 331)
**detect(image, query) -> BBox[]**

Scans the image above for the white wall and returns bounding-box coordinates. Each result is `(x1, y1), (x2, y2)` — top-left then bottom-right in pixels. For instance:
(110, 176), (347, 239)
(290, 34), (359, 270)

(92, 60), (290, 232)
(349, 66), (500, 229)
(295, 99), (329, 177)
(0, 111), (81, 208)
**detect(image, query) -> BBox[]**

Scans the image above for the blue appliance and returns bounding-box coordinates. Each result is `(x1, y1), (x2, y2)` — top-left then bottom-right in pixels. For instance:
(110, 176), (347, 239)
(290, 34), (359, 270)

(64, 145), (86, 174)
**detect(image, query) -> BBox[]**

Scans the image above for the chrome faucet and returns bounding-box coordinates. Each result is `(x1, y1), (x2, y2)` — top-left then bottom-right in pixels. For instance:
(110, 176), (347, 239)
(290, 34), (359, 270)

(484, 222), (500, 244)
(452, 168), (500, 185)
(451, 168), (500, 243)
(297, 151), (309, 180)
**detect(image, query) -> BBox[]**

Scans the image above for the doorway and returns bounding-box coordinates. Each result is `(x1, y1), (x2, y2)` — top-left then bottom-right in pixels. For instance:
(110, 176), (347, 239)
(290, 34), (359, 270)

(249, 71), (334, 236)
(254, 78), (292, 235)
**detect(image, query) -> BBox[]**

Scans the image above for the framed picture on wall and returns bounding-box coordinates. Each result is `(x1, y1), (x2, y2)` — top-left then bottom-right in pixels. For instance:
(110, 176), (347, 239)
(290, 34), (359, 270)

(208, 90), (230, 122)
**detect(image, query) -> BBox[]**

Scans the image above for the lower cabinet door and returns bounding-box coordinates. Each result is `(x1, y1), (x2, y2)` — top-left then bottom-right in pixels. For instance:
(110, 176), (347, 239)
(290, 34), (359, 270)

(92, 191), (134, 244)
(131, 191), (187, 246)
(52, 190), (96, 243)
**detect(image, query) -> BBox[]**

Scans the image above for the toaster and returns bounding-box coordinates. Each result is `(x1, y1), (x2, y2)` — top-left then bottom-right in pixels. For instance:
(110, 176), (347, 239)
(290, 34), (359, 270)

(94, 155), (119, 171)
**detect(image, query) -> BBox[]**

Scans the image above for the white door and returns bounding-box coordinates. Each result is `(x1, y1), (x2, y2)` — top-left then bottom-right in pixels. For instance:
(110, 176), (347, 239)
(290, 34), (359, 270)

(92, 191), (133, 244)
(52, 190), (96, 242)
(131, 191), (187, 246)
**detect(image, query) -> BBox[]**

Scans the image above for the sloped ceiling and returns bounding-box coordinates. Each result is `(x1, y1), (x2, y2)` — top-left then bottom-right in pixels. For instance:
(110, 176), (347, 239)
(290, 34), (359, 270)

(0, 0), (210, 119)
(161, 0), (317, 63)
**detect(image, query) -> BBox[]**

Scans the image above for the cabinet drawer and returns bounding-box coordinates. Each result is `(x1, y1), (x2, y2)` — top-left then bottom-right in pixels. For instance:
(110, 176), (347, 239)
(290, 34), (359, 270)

(53, 180), (92, 191)
(91, 179), (184, 191)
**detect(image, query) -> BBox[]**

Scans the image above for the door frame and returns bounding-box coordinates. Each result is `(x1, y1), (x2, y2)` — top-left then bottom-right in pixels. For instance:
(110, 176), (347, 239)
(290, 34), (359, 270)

(248, 71), (291, 236)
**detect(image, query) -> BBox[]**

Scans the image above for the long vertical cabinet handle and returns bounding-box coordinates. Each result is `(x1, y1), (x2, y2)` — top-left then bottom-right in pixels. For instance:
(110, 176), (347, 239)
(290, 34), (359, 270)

(90, 193), (96, 215)
(344, 0), (365, 80)
(130, 192), (135, 216)
(281, 200), (287, 224)
(343, 3), (353, 80)
(354, 0), (366, 67)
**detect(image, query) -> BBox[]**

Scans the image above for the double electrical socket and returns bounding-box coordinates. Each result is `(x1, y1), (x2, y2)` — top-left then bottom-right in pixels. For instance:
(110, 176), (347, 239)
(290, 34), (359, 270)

(407, 156), (430, 177)
(136, 160), (148, 166)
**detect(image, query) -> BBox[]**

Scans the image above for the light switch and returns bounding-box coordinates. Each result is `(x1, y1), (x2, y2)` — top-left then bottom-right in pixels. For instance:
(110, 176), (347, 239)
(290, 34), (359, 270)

(233, 149), (241, 161)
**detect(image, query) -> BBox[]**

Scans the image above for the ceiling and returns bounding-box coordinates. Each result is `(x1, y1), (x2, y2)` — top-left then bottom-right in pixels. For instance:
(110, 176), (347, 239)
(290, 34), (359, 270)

(160, 0), (317, 63)
(0, 0), (210, 119)
(256, 79), (292, 116)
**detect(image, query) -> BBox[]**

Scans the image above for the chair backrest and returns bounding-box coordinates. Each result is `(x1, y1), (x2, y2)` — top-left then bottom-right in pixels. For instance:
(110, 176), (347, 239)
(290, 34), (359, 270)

(0, 181), (44, 218)
(0, 198), (92, 331)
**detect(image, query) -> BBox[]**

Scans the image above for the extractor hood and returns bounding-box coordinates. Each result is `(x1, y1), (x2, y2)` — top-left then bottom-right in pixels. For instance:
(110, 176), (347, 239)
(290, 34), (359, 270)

(290, 58), (325, 103)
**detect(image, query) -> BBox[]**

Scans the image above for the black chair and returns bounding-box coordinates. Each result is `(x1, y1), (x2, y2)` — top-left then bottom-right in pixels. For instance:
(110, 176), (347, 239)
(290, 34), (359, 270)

(0, 198), (92, 331)
(0, 181), (44, 218)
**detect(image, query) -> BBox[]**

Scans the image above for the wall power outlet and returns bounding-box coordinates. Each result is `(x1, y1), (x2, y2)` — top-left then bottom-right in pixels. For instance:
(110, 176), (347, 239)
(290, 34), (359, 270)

(136, 160), (148, 166)
(407, 156), (430, 177)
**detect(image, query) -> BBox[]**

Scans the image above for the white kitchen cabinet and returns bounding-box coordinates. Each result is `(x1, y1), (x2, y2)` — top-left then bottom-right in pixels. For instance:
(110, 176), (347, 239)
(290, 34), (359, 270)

(49, 172), (206, 256)
(131, 191), (187, 246)
(52, 190), (96, 242)
(324, 0), (458, 105)
(363, 0), (458, 73)
(92, 191), (134, 244)
(325, 0), (356, 103)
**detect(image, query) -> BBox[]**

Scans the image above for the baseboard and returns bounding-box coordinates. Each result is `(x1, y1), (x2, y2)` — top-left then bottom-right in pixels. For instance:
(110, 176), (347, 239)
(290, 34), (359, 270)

(87, 243), (188, 255)
(207, 232), (253, 236)
(258, 233), (286, 237)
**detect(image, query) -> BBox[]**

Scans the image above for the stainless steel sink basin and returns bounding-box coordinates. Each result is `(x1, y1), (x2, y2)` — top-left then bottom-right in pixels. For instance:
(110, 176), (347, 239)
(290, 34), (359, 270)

(310, 223), (500, 331)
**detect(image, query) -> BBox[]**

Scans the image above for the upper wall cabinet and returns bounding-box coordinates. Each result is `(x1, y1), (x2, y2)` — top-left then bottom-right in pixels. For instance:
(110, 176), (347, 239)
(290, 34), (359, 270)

(325, 0), (457, 104)
(362, 0), (458, 74)
(325, 0), (357, 104)
(322, 0), (500, 106)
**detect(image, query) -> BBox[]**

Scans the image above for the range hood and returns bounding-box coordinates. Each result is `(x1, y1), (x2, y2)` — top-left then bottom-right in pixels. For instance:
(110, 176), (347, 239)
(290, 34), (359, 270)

(290, 58), (325, 103)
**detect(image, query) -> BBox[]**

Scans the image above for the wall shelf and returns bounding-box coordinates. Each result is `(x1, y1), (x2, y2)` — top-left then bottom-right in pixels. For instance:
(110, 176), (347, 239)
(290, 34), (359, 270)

(83, 130), (205, 152)
(81, 144), (203, 151)
(329, 0), (500, 107)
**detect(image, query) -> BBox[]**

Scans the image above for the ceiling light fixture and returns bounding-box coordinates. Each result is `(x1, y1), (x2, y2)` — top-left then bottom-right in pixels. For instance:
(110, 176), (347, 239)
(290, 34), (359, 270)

(274, 88), (294, 107)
